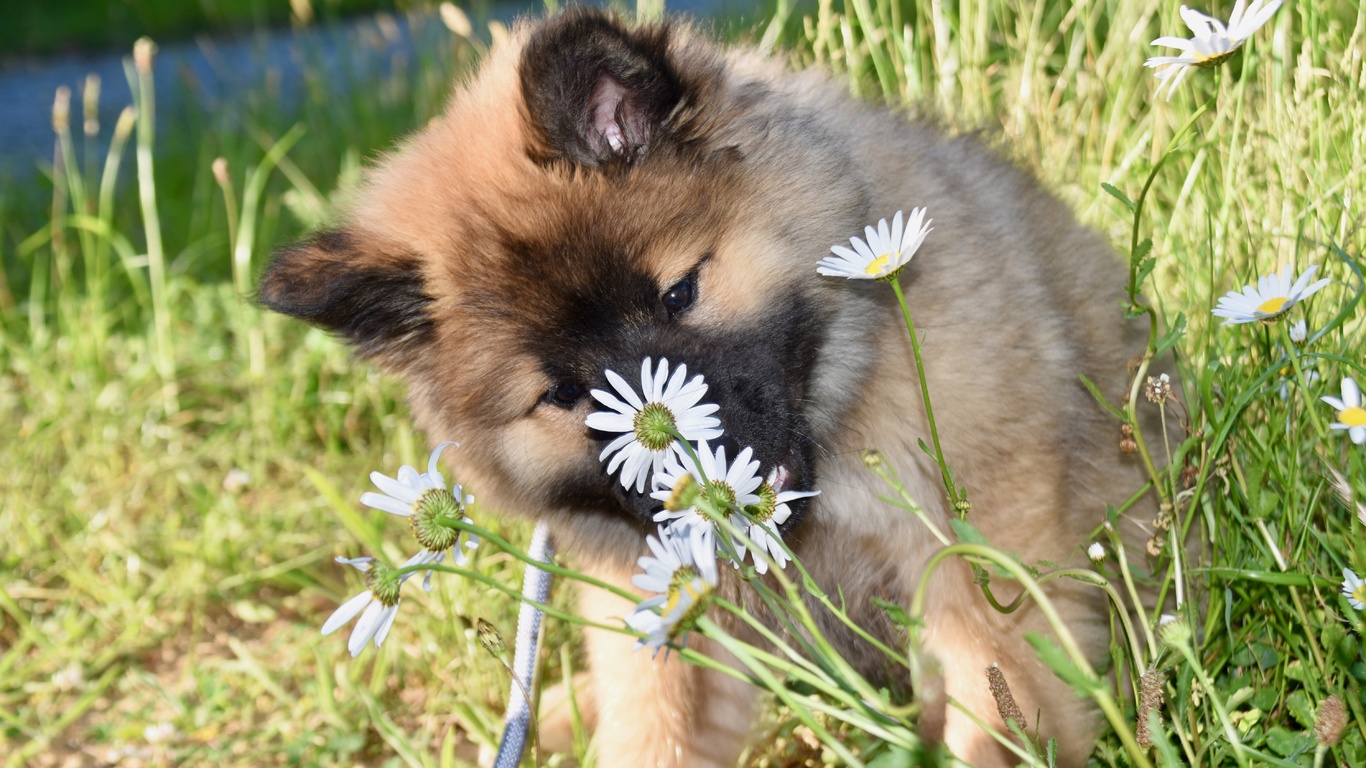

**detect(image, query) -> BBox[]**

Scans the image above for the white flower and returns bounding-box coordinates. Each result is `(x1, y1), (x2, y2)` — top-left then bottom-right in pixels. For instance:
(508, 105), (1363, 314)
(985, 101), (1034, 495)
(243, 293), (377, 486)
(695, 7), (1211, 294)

(587, 358), (723, 494)
(818, 208), (932, 280)
(143, 722), (177, 744)
(625, 524), (719, 655)
(360, 441), (479, 578)
(651, 441), (763, 564)
(1322, 378), (1366, 445)
(739, 466), (819, 574)
(1088, 542), (1106, 563)
(1289, 318), (1308, 344)
(1144, 0), (1283, 100)
(1343, 568), (1366, 611)
(1211, 264), (1330, 325)
(321, 553), (436, 657)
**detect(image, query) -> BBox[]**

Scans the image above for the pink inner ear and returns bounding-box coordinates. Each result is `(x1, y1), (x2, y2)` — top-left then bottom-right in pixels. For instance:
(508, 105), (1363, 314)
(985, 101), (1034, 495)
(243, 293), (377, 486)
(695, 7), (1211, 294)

(589, 75), (632, 153)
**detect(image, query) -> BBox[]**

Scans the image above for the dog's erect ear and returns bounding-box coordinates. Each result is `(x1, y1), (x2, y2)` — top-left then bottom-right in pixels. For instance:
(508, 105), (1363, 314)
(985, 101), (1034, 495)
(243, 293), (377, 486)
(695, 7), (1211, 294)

(519, 9), (685, 167)
(258, 229), (434, 364)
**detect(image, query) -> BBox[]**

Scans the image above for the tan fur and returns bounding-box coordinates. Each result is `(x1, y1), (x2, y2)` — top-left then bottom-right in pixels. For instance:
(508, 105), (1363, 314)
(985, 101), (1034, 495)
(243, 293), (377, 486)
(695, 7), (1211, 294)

(263, 10), (1166, 767)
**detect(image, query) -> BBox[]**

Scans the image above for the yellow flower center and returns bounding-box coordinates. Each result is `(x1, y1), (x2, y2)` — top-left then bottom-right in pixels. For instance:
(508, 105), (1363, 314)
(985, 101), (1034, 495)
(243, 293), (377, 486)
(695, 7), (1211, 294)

(1193, 50), (1236, 68)
(1256, 296), (1290, 315)
(864, 252), (895, 276)
(1339, 407), (1366, 428)
(1353, 584), (1366, 606)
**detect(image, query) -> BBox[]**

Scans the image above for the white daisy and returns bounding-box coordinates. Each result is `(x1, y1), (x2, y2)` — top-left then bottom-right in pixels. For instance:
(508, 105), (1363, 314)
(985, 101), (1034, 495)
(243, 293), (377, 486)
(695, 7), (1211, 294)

(1342, 568), (1366, 611)
(1210, 264), (1330, 325)
(625, 524), (719, 655)
(321, 552), (437, 657)
(586, 358), (723, 494)
(739, 466), (819, 574)
(1088, 542), (1106, 563)
(1322, 377), (1366, 445)
(651, 442), (763, 564)
(360, 441), (479, 578)
(818, 208), (932, 280)
(1144, 0), (1283, 100)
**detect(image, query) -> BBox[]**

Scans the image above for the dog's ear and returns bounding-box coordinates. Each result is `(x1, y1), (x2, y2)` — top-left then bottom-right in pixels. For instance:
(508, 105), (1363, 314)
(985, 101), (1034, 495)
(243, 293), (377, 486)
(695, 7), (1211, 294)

(519, 9), (685, 167)
(258, 228), (434, 366)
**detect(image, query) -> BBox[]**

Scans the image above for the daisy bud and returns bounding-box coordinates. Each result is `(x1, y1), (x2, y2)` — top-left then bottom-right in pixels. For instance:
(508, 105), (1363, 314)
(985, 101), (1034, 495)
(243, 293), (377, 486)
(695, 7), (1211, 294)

(1136, 666), (1164, 749)
(1087, 542), (1106, 563)
(1121, 437), (1139, 454)
(1315, 695), (1347, 746)
(986, 663), (1026, 735)
(861, 448), (884, 470)
(1158, 614), (1189, 645)
(476, 618), (507, 658)
(1144, 373), (1172, 404)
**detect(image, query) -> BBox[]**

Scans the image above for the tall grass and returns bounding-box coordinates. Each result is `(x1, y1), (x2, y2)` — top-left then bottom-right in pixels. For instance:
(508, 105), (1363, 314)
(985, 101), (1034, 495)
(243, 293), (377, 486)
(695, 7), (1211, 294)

(1, 0), (1364, 766)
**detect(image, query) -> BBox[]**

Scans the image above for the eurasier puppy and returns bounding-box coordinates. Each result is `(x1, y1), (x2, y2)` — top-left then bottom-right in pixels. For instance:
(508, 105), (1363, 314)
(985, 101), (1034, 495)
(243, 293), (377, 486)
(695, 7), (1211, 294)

(262, 8), (1156, 766)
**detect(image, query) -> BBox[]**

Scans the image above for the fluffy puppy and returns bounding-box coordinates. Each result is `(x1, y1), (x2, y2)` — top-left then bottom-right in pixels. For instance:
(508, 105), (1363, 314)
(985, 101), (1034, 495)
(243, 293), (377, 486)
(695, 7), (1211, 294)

(261, 9), (1158, 766)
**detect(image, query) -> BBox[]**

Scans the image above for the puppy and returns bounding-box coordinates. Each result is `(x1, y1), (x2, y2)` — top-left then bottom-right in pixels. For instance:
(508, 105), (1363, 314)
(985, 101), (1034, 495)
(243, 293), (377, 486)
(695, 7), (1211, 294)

(261, 9), (1157, 766)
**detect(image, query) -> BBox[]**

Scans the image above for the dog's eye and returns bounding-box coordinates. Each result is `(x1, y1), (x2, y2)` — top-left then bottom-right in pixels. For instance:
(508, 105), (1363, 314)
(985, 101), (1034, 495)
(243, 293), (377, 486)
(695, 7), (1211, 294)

(661, 274), (695, 319)
(549, 381), (585, 408)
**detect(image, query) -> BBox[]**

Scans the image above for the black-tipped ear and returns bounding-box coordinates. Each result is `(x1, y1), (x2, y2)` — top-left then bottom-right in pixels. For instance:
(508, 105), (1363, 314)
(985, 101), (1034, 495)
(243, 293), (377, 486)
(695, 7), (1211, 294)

(519, 9), (684, 167)
(258, 229), (434, 363)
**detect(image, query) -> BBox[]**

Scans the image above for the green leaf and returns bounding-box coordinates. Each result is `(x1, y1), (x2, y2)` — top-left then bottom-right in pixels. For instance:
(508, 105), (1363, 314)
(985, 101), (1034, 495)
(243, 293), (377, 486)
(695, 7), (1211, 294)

(1078, 373), (1127, 421)
(949, 517), (989, 547)
(1101, 182), (1136, 212)
(1024, 632), (1103, 696)
(870, 595), (916, 629)
(1263, 726), (1311, 758)
(1155, 313), (1188, 357)
(1286, 689), (1315, 731)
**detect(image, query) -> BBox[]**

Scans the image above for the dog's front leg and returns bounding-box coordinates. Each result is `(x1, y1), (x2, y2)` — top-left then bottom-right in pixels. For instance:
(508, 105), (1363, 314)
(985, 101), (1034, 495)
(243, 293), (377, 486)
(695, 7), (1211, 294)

(577, 562), (758, 768)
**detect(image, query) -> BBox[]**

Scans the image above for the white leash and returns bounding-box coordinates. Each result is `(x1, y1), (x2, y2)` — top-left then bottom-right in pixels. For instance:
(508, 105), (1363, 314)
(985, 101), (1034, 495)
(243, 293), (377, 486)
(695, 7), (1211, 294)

(493, 521), (554, 768)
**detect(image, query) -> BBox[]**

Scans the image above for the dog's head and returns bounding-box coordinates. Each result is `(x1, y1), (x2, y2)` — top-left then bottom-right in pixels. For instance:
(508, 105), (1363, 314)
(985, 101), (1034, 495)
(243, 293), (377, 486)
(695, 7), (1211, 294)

(260, 9), (882, 554)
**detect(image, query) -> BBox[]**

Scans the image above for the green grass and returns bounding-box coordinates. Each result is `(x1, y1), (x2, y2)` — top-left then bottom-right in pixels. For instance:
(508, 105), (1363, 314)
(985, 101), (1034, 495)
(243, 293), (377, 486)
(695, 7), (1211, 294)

(1, 0), (413, 57)
(2, 0), (1365, 766)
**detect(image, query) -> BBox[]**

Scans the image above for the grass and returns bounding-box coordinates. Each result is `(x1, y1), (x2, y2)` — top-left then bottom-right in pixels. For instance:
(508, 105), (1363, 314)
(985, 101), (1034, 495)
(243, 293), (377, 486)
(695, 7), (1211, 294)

(0, 0), (411, 57)
(1, 0), (1364, 766)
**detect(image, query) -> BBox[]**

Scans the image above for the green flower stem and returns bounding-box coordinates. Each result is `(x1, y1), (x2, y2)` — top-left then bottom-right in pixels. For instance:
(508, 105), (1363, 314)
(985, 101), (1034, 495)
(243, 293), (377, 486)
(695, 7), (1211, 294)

(696, 615), (868, 768)
(889, 277), (961, 509)
(435, 517), (638, 604)
(945, 696), (1049, 767)
(711, 511), (892, 708)
(1104, 521), (1159, 654)
(1126, 101), (1211, 309)
(1251, 518), (1328, 676)
(1278, 321), (1329, 438)
(411, 562), (627, 636)
(866, 459), (953, 546)
(1169, 637), (1252, 768)
(908, 543), (1152, 768)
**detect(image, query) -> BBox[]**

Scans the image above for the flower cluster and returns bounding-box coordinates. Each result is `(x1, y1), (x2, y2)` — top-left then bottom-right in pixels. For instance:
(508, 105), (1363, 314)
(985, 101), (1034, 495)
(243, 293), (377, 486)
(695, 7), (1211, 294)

(588, 357), (820, 654)
(321, 442), (479, 656)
